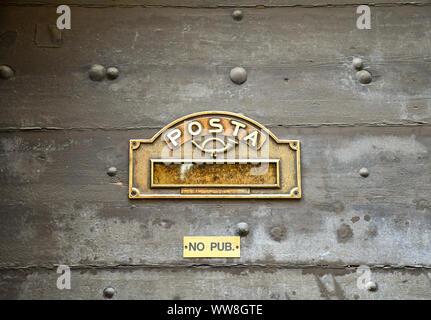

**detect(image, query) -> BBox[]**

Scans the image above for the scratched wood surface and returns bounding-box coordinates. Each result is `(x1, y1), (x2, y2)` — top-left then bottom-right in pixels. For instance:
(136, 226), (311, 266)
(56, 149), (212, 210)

(0, 3), (431, 299)
(0, 6), (430, 129)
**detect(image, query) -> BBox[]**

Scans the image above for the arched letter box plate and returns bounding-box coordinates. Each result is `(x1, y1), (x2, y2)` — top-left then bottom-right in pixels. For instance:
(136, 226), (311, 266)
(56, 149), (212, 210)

(129, 111), (301, 199)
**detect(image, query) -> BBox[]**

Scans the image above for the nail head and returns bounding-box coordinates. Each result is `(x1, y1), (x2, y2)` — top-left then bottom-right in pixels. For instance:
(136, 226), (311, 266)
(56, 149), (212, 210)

(107, 166), (117, 176)
(365, 281), (377, 291)
(352, 58), (364, 70)
(232, 10), (243, 21)
(106, 66), (120, 80)
(359, 167), (369, 177)
(103, 286), (116, 299)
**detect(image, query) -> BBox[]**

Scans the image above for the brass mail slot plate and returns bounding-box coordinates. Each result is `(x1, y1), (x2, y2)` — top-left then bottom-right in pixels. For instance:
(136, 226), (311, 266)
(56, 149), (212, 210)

(129, 111), (301, 199)
(183, 236), (240, 258)
(151, 159), (280, 188)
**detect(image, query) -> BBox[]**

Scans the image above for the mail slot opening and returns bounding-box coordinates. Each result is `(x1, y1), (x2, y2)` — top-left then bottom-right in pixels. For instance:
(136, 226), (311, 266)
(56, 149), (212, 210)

(150, 159), (280, 188)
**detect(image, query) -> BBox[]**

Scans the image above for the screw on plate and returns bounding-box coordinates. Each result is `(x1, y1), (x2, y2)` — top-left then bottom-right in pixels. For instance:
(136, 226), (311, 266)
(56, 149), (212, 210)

(236, 222), (249, 236)
(232, 10), (243, 21)
(106, 67), (120, 80)
(103, 286), (116, 299)
(359, 167), (369, 178)
(107, 166), (117, 176)
(230, 67), (247, 85)
(352, 58), (364, 70)
(89, 64), (106, 81)
(0, 65), (14, 79)
(356, 70), (372, 84)
(365, 281), (377, 291)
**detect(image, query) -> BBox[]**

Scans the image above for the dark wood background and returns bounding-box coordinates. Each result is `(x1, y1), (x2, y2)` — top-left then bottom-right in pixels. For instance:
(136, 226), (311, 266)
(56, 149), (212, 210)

(1, 1), (430, 299)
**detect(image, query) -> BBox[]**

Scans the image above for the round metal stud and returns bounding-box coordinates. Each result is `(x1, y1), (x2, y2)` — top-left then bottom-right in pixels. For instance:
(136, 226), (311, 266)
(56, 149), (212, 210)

(230, 67), (247, 85)
(356, 70), (372, 84)
(352, 58), (364, 70)
(0, 65), (14, 79)
(232, 9), (243, 21)
(236, 222), (249, 236)
(365, 281), (377, 291)
(89, 64), (106, 81)
(103, 286), (116, 299)
(107, 166), (117, 176)
(106, 67), (120, 80)
(359, 167), (369, 178)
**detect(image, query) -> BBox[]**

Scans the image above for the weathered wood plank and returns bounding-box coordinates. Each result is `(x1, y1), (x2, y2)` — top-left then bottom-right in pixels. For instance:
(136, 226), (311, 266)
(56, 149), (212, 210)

(1, 267), (430, 299)
(1, 126), (430, 267)
(0, 6), (430, 128)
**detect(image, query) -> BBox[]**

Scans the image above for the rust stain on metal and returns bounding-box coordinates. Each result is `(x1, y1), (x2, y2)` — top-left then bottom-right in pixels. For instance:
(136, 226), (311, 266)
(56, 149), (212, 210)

(129, 111), (301, 199)
(152, 161), (278, 187)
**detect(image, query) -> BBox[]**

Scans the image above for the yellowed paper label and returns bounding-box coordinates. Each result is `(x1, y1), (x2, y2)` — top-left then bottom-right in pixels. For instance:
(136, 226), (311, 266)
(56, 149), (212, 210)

(183, 236), (240, 258)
